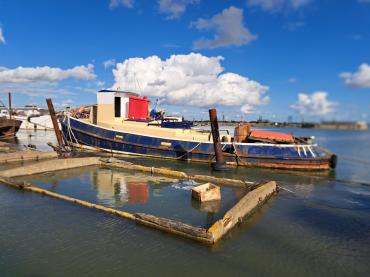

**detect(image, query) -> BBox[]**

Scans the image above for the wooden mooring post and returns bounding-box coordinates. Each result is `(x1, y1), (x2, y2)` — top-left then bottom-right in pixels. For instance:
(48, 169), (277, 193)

(209, 108), (227, 171)
(46, 98), (64, 147)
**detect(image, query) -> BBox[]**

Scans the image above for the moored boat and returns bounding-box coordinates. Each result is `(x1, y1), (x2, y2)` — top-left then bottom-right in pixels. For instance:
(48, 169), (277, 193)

(0, 93), (22, 137)
(0, 106), (53, 130)
(0, 117), (22, 137)
(59, 90), (337, 171)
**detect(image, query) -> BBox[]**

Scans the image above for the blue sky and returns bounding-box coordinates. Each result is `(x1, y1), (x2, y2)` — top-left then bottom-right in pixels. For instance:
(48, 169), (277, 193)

(0, 0), (369, 122)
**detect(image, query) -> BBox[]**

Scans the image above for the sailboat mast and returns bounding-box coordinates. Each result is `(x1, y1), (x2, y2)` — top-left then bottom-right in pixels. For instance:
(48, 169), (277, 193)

(8, 92), (12, 120)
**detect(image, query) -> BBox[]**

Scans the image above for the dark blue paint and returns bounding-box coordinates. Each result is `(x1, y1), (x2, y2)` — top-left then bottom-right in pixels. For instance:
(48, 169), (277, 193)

(61, 117), (331, 167)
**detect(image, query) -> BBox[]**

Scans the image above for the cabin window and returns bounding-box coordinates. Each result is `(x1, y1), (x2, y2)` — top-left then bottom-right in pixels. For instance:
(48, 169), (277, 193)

(114, 97), (121, 117)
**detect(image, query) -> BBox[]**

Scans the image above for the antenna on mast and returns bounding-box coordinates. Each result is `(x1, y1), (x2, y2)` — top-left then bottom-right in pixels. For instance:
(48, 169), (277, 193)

(134, 73), (142, 95)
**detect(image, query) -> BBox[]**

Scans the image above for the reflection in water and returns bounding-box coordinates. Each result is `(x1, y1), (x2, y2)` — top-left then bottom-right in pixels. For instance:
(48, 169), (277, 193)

(191, 199), (221, 213)
(87, 168), (245, 228)
(91, 169), (149, 206)
(1, 129), (57, 151)
(127, 182), (148, 204)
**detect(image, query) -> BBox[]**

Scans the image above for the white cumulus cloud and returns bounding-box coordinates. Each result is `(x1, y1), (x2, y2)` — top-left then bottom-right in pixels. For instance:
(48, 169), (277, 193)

(0, 27), (5, 44)
(61, 98), (74, 108)
(0, 81), (74, 98)
(112, 53), (269, 114)
(248, 0), (311, 12)
(340, 63), (370, 88)
(103, 59), (116, 69)
(0, 64), (96, 84)
(159, 0), (199, 19)
(290, 91), (336, 116)
(191, 6), (257, 49)
(109, 0), (134, 9)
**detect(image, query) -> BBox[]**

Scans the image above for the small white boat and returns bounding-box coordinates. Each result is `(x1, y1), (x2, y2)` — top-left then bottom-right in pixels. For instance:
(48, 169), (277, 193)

(0, 106), (53, 131)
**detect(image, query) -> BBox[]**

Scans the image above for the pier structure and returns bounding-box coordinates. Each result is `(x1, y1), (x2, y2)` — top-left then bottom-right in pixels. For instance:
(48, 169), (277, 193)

(0, 141), (57, 164)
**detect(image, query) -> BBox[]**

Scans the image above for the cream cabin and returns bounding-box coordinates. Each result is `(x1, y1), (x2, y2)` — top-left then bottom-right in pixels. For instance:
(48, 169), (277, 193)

(96, 89), (149, 124)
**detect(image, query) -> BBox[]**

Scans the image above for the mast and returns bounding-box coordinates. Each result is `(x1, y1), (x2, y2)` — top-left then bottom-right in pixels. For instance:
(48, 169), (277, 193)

(8, 92), (12, 119)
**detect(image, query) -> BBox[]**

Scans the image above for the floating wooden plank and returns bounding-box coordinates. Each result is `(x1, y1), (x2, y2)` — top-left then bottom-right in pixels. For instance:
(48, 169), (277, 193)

(135, 213), (213, 244)
(101, 158), (255, 188)
(208, 181), (277, 243)
(189, 174), (253, 188)
(0, 176), (136, 221)
(102, 159), (188, 179)
(152, 167), (188, 179)
(0, 176), (213, 244)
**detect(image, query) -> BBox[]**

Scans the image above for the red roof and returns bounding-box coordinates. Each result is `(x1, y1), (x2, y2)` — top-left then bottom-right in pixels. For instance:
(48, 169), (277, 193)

(249, 130), (294, 143)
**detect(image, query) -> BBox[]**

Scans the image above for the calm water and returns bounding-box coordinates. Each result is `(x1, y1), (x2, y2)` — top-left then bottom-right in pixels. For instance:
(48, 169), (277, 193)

(0, 128), (370, 276)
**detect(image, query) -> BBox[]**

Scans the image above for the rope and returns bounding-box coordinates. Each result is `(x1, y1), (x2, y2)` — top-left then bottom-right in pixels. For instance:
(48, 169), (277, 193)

(67, 116), (80, 146)
(232, 141), (247, 166)
(278, 186), (298, 195)
(175, 141), (202, 160)
(221, 143), (228, 151)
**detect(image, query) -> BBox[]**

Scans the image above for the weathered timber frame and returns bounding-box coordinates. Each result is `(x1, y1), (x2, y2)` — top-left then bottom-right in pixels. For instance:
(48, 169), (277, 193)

(0, 157), (277, 245)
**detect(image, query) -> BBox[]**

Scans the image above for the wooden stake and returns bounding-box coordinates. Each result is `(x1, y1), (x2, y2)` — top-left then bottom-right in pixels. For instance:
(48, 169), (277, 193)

(46, 98), (64, 147)
(209, 108), (227, 171)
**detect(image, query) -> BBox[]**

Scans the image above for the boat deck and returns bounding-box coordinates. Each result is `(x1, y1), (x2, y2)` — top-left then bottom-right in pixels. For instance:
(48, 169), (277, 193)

(86, 119), (213, 142)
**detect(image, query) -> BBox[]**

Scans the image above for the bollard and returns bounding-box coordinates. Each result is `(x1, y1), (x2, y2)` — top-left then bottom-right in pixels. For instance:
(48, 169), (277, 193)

(209, 108), (228, 171)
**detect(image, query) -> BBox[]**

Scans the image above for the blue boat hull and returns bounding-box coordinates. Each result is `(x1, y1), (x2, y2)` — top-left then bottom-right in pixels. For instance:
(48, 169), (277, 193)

(60, 116), (335, 170)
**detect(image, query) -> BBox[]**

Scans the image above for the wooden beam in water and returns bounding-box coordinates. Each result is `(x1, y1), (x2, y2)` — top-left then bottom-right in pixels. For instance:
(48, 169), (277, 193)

(208, 181), (277, 243)
(102, 159), (255, 188)
(0, 157), (277, 245)
(0, 176), (213, 244)
(135, 213), (213, 244)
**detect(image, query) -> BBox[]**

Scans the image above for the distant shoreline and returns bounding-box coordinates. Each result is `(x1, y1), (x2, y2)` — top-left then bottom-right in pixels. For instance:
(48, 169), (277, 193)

(193, 121), (369, 131)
